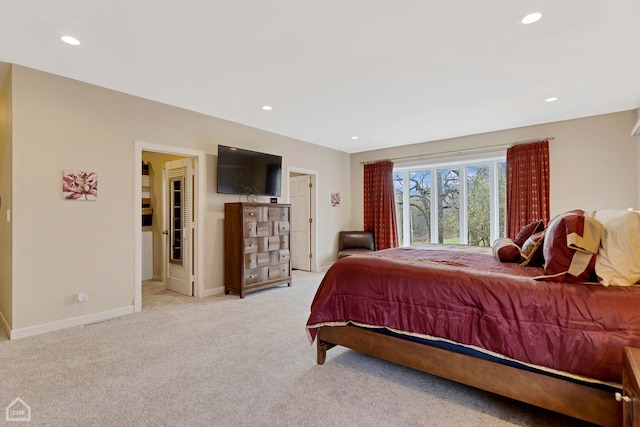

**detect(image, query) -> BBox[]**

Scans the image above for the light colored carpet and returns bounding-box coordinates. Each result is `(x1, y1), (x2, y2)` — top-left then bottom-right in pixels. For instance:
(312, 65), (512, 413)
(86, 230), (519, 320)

(0, 271), (595, 426)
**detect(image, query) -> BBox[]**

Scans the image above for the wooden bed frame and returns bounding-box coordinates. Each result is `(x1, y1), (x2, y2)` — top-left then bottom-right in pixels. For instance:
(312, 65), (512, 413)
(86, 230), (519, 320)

(316, 325), (622, 427)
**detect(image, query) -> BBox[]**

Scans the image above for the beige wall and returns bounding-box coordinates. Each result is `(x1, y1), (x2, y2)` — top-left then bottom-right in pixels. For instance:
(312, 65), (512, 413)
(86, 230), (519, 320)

(10, 65), (351, 332)
(11, 59), (634, 336)
(350, 110), (638, 229)
(0, 66), (13, 330)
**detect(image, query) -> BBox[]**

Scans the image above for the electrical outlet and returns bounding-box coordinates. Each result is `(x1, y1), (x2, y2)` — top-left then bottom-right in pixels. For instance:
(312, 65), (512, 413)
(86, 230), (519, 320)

(77, 292), (89, 302)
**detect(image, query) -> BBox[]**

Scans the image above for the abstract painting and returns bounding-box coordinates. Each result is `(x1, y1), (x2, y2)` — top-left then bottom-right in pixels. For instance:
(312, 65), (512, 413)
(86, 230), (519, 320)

(63, 170), (98, 200)
(331, 192), (341, 207)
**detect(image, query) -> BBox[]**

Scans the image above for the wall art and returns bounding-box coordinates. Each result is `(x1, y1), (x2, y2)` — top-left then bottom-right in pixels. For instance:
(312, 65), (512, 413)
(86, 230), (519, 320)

(63, 170), (98, 201)
(331, 192), (341, 207)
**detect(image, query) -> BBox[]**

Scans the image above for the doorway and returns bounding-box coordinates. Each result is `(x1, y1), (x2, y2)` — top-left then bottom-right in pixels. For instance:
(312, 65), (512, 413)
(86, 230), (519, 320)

(164, 157), (195, 296)
(288, 167), (318, 272)
(134, 141), (206, 312)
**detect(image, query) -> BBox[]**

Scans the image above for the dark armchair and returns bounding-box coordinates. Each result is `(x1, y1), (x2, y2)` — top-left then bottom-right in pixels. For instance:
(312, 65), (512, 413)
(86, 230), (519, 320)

(338, 230), (375, 259)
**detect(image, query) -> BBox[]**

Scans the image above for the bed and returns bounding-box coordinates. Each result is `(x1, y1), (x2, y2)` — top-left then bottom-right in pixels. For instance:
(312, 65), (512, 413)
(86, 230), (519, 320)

(306, 210), (640, 427)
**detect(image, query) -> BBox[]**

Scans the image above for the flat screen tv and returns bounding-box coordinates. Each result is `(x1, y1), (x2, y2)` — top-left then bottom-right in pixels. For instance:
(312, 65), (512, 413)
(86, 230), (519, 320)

(217, 145), (282, 196)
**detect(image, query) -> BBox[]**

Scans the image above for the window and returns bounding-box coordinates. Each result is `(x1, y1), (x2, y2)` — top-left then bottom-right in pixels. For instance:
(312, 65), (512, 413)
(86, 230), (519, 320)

(438, 168), (460, 244)
(394, 156), (506, 247)
(394, 171), (432, 244)
(466, 165), (490, 246)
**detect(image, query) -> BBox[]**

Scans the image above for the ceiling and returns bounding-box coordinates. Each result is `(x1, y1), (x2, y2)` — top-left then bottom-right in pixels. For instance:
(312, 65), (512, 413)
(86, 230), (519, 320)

(1, 1), (639, 153)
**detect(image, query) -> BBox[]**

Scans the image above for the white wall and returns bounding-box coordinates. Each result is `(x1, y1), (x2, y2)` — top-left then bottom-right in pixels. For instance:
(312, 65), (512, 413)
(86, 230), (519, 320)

(350, 110), (638, 228)
(9, 65), (351, 333)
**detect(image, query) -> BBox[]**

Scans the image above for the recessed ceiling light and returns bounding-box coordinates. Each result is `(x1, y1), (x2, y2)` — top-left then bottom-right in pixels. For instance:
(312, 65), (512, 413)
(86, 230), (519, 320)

(545, 97), (558, 103)
(521, 12), (542, 24)
(61, 35), (80, 46)
(261, 105), (272, 111)
(351, 136), (359, 140)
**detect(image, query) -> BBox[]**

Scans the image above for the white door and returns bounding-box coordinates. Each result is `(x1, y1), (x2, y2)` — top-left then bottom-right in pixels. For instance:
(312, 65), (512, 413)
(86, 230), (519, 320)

(290, 174), (311, 271)
(164, 158), (194, 296)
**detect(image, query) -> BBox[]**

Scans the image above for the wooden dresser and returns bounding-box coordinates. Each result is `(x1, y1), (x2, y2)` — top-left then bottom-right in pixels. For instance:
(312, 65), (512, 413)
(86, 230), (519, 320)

(224, 202), (292, 298)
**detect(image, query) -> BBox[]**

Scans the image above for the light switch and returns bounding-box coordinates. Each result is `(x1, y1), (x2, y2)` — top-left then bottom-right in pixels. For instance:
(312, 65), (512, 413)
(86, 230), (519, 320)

(6, 209), (10, 222)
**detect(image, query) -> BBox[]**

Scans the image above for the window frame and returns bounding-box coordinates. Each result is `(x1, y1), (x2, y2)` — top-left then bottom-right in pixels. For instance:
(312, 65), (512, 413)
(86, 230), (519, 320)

(394, 151), (506, 247)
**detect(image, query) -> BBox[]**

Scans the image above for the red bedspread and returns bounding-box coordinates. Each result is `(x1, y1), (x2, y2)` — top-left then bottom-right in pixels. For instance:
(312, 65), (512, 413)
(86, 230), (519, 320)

(306, 246), (640, 383)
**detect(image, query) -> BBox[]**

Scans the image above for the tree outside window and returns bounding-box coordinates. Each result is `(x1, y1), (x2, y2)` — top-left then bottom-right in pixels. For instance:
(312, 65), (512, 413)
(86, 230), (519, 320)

(467, 165), (490, 246)
(437, 168), (460, 244)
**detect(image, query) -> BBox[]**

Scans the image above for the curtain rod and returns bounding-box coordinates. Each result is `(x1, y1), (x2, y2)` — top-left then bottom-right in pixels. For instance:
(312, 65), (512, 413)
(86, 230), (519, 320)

(361, 136), (555, 165)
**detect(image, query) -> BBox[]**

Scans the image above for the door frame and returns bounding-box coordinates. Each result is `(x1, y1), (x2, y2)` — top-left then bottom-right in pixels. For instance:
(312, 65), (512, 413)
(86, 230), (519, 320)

(133, 140), (206, 312)
(286, 166), (318, 272)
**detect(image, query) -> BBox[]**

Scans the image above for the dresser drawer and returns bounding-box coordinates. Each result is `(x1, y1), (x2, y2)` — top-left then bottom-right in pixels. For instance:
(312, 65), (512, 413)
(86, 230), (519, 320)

(273, 221), (290, 235)
(244, 252), (270, 269)
(244, 268), (259, 285)
(278, 249), (290, 264)
(244, 238), (259, 254)
(245, 267), (268, 285)
(268, 263), (290, 279)
(257, 252), (269, 267)
(244, 206), (268, 221)
(245, 237), (268, 253)
(270, 249), (290, 265)
(245, 253), (258, 269)
(255, 221), (270, 237)
(268, 236), (281, 251)
(244, 221), (257, 237)
(257, 237), (269, 252)
(245, 221), (273, 237)
(268, 207), (289, 222)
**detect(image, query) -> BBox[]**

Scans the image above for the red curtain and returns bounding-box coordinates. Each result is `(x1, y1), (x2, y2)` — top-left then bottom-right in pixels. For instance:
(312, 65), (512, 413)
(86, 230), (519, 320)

(364, 161), (399, 250)
(506, 140), (550, 239)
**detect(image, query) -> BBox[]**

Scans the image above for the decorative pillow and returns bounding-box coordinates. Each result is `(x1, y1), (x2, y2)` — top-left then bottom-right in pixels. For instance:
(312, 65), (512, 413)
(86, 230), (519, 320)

(594, 209), (640, 286)
(513, 220), (545, 247)
(492, 237), (522, 263)
(535, 210), (601, 283)
(520, 230), (545, 267)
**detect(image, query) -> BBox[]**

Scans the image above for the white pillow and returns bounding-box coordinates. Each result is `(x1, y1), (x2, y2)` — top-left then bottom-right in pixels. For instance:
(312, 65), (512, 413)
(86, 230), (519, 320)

(594, 209), (640, 286)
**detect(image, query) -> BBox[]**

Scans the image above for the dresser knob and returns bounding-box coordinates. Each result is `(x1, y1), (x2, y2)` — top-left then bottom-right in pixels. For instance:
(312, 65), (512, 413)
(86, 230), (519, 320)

(615, 392), (631, 402)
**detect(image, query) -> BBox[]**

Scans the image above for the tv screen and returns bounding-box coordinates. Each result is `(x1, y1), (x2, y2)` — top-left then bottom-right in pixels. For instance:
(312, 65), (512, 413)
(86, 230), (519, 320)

(217, 145), (282, 196)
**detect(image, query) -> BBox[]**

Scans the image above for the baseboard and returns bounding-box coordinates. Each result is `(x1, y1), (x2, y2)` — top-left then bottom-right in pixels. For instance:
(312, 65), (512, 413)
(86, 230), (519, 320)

(9, 305), (135, 340)
(152, 274), (162, 281)
(201, 286), (225, 297)
(0, 309), (10, 338)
